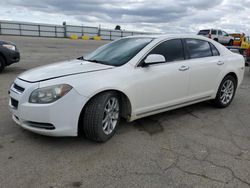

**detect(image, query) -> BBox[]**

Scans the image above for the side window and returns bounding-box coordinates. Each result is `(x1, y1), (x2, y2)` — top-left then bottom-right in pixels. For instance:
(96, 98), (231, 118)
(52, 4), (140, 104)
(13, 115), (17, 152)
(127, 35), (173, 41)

(186, 39), (213, 59)
(218, 30), (222, 36)
(211, 30), (217, 35)
(209, 43), (220, 56)
(149, 39), (185, 62)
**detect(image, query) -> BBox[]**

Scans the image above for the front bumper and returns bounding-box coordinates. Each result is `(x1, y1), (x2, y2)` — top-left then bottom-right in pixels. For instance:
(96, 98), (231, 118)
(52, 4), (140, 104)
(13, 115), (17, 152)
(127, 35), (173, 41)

(9, 78), (88, 137)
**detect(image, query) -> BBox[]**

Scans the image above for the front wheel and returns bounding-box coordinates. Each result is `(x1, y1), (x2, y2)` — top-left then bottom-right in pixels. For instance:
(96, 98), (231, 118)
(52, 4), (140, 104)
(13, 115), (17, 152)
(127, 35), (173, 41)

(82, 92), (121, 142)
(212, 75), (237, 108)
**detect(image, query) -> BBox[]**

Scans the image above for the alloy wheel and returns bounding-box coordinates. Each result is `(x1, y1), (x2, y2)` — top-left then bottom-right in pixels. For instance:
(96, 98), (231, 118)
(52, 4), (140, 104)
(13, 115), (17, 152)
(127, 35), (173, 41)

(220, 80), (234, 105)
(102, 97), (119, 135)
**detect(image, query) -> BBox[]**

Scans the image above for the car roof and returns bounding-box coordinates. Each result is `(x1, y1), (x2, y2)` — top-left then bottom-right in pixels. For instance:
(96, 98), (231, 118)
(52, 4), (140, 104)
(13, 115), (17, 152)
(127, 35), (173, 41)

(125, 34), (212, 41)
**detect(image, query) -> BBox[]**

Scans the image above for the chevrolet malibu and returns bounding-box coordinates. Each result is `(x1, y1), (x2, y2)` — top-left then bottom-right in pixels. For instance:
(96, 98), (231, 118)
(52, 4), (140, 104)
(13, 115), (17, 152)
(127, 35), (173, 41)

(9, 35), (245, 142)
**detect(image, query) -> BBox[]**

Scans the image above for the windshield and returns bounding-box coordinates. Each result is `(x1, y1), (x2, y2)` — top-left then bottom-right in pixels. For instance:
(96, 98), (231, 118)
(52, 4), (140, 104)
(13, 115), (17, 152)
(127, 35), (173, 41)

(84, 37), (153, 66)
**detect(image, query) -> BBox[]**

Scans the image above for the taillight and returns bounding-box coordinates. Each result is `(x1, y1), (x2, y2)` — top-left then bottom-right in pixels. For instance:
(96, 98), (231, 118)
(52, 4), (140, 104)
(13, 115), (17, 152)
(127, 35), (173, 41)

(208, 33), (211, 38)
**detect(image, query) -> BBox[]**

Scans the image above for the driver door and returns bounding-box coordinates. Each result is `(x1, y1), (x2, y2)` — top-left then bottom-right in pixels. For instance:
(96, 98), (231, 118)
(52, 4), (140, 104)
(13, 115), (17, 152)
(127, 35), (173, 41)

(130, 39), (190, 116)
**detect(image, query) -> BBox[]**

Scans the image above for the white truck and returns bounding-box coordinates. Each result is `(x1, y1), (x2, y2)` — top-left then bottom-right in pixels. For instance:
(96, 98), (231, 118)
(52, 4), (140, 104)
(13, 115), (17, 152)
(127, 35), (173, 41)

(198, 29), (234, 46)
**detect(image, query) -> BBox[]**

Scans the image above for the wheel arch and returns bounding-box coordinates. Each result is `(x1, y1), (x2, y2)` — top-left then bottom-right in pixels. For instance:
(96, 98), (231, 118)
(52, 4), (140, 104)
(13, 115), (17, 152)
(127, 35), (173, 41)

(77, 89), (132, 135)
(224, 72), (238, 87)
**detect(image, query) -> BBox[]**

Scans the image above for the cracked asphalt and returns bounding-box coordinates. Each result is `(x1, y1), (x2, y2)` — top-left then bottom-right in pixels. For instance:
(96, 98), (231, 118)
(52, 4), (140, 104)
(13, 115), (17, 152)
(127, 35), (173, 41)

(0, 36), (250, 188)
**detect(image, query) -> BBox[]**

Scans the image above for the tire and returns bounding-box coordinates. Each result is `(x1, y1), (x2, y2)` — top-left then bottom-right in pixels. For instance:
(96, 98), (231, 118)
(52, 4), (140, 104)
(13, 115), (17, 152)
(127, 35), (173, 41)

(228, 40), (233, 46)
(212, 75), (237, 108)
(82, 92), (121, 142)
(0, 55), (5, 73)
(214, 38), (218, 42)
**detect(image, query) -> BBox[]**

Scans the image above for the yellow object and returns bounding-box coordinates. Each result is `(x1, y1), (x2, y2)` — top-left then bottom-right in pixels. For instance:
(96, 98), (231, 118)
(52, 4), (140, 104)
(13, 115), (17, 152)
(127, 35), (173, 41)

(70, 34), (78, 40)
(93, 36), (101, 41)
(241, 36), (250, 49)
(230, 33), (250, 49)
(82, 35), (90, 40)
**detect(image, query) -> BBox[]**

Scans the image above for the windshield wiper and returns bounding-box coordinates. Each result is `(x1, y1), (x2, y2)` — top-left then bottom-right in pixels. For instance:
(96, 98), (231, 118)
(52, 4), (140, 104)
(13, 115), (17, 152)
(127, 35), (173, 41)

(78, 57), (111, 66)
(77, 56), (86, 60)
(86, 59), (108, 65)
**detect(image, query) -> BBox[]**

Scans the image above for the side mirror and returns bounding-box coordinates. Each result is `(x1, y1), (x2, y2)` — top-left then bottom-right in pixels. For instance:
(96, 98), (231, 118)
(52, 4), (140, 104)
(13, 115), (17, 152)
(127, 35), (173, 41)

(144, 54), (166, 65)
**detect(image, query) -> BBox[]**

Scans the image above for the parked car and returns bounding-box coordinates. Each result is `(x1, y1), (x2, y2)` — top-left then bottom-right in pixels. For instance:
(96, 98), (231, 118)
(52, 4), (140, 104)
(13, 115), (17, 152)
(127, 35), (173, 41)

(0, 40), (20, 72)
(198, 29), (234, 46)
(9, 35), (245, 142)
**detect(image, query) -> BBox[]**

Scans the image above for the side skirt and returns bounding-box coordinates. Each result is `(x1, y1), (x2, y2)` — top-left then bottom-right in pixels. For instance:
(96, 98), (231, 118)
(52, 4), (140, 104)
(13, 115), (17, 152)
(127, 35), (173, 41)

(130, 96), (212, 121)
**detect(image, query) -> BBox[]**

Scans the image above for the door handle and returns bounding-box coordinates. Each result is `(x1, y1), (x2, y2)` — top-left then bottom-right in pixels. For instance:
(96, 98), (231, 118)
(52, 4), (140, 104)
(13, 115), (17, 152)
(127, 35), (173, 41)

(217, 61), (224, 65)
(179, 65), (189, 71)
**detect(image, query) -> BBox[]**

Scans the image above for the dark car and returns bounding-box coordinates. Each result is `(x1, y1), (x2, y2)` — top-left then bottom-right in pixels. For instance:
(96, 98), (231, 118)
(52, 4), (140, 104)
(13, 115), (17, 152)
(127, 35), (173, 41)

(0, 40), (20, 72)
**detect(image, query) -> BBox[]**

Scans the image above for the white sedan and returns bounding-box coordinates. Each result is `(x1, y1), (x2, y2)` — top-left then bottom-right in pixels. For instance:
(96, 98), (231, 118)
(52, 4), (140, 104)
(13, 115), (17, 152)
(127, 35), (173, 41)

(9, 35), (245, 142)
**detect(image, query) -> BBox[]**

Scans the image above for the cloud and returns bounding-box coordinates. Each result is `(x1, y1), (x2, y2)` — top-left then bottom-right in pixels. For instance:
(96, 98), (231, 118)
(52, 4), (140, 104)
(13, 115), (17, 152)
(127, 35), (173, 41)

(0, 0), (250, 35)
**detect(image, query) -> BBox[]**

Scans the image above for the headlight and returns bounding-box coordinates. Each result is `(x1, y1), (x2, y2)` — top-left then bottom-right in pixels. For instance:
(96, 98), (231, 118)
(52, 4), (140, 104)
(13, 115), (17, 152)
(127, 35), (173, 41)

(2, 44), (16, 51)
(29, 84), (72, 104)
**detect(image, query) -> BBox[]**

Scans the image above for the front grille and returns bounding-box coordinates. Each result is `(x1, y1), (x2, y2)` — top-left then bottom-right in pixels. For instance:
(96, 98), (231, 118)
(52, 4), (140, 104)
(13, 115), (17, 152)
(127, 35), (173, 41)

(11, 98), (19, 109)
(13, 83), (25, 93)
(25, 121), (55, 130)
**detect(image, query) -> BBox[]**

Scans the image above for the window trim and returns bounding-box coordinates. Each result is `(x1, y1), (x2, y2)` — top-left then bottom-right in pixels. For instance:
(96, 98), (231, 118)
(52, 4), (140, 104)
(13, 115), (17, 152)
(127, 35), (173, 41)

(137, 38), (186, 67)
(209, 42), (220, 56)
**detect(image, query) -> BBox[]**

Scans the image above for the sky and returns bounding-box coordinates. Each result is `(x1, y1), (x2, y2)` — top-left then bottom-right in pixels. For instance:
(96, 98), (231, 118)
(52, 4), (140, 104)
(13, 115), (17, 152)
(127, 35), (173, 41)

(0, 0), (250, 35)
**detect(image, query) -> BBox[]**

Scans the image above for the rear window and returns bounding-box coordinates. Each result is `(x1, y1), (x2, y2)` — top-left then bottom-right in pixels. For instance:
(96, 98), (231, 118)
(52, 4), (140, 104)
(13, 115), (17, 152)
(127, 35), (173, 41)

(198, 30), (210, 35)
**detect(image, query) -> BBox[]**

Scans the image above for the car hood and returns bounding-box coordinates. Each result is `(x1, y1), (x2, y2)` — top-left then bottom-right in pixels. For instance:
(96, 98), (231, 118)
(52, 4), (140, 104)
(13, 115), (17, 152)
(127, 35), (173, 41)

(18, 59), (114, 82)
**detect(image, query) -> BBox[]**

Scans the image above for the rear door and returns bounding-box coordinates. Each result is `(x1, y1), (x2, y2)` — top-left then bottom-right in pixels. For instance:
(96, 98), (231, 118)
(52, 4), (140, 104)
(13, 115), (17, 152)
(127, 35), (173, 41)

(185, 39), (223, 99)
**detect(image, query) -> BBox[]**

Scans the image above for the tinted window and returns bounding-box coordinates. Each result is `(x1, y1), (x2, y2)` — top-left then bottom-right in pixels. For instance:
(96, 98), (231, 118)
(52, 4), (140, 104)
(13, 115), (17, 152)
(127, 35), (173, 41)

(149, 39), (184, 62)
(218, 30), (222, 35)
(211, 30), (217, 35)
(210, 43), (220, 56)
(186, 39), (212, 59)
(198, 30), (210, 35)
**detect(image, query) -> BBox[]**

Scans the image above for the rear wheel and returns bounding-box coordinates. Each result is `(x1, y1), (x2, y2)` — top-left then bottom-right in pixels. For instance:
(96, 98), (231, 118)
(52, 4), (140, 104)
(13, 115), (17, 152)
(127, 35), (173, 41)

(214, 38), (218, 42)
(0, 55), (5, 73)
(212, 75), (237, 108)
(82, 92), (121, 142)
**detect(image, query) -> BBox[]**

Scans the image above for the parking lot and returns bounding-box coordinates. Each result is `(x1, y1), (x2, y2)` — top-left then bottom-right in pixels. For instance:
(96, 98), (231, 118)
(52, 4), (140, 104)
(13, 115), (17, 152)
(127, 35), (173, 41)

(0, 36), (250, 188)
